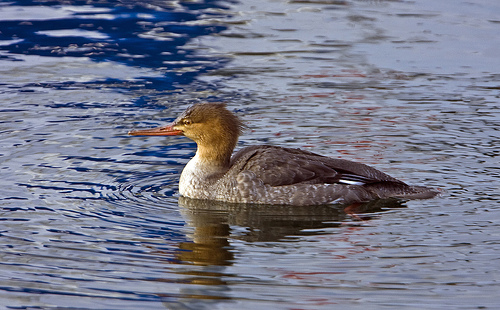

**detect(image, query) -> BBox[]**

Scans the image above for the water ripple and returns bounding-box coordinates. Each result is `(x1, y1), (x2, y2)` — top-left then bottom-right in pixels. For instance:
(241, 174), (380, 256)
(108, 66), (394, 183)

(1, 0), (500, 308)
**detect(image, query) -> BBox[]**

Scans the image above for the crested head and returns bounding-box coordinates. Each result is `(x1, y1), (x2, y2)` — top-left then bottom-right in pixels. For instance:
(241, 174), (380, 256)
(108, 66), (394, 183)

(173, 103), (244, 142)
(176, 103), (244, 134)
(172, 103), (245, 165)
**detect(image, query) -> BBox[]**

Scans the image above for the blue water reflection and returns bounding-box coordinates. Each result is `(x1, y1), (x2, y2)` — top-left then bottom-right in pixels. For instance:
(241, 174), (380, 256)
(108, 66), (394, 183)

(0, 0), (229, 90)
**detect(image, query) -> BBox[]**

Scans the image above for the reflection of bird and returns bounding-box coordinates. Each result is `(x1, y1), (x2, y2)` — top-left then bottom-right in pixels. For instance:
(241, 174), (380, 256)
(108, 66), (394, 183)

(177, 197), (406, 243)
(129, 103), (438, 205)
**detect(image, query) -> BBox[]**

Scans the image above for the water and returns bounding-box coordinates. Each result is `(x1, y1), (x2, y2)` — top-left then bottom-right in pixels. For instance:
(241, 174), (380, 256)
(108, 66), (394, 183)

(1, 0), (499, 309)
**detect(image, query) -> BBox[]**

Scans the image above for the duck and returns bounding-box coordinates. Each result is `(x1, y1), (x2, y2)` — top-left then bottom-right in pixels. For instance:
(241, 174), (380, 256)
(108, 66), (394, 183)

(129, 103), (438, 206)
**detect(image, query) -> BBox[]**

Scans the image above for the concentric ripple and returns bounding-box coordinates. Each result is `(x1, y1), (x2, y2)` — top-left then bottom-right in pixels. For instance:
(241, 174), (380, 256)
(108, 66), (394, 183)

(114, 171), (180, 208)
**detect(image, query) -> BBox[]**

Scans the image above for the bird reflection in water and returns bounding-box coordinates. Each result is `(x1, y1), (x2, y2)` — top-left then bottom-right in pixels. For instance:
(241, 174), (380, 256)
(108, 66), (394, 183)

(175, 197), (406, 266)
(156, 198), (406, 308)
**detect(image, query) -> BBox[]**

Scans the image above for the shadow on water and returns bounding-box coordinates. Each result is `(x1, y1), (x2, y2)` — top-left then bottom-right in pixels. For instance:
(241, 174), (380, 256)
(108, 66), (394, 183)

(0, 0), (230, 92)
(175, 196), (407, 266)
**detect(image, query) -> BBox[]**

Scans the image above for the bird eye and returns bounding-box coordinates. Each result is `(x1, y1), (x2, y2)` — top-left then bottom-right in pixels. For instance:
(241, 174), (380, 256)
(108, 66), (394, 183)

(182, 119), (192, 126)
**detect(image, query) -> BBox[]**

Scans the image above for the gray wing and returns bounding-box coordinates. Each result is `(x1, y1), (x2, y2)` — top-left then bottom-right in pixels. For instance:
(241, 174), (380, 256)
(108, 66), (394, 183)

(230, 145), (406, 187)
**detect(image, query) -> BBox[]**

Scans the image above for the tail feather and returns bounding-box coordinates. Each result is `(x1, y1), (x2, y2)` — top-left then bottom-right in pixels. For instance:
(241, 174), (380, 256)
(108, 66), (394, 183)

(366, 183), (441, 200)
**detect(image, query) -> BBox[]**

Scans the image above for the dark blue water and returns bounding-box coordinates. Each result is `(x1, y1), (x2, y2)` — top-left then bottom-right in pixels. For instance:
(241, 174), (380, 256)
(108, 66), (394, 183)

(1, 0), (499, 309)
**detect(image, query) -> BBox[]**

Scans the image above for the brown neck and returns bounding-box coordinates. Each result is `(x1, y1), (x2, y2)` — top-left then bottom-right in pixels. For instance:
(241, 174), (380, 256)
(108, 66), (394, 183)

(195, 137), (237, 168)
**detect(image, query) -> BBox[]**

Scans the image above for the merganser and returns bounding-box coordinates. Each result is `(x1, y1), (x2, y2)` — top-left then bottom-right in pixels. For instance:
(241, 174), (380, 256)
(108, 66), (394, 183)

(129, 103), (438, 205)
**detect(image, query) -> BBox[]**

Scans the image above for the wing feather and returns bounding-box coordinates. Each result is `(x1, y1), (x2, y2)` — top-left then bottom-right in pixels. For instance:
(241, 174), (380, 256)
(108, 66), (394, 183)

(230, 145), (405, 188)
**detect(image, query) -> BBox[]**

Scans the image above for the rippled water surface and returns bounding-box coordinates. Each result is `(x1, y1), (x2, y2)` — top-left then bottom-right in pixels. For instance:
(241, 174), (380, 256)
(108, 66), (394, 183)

(1, 0), (499, 309)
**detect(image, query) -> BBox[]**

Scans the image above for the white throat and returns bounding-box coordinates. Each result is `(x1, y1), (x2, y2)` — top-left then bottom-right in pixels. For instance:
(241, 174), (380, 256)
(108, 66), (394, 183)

(178, 153), (227, 199)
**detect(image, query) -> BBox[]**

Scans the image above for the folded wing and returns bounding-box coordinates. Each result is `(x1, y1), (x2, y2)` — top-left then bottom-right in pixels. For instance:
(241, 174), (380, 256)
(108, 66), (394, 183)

(231, 145), (406, 188)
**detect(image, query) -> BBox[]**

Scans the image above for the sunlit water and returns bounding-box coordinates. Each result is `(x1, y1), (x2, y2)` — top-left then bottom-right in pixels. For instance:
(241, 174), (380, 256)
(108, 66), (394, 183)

(1, 0), (499, 309)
